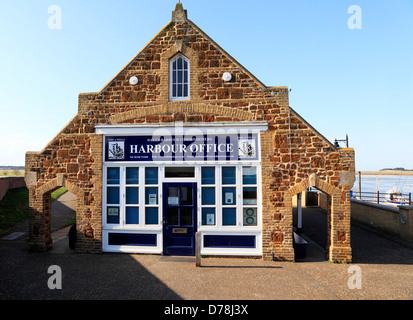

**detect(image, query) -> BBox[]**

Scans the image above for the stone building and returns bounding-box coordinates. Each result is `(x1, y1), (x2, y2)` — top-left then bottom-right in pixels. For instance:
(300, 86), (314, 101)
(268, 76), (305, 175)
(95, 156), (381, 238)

(25, 3), (355, 262)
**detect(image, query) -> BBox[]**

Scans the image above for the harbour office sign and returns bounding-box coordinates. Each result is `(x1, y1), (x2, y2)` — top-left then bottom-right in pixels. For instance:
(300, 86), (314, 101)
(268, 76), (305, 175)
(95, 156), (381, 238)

(105, 132), (259, 162)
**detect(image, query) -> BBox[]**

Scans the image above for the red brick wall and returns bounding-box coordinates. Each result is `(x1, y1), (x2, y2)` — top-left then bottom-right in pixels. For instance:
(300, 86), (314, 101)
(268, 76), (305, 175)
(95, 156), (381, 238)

(0, 177), (26, 201)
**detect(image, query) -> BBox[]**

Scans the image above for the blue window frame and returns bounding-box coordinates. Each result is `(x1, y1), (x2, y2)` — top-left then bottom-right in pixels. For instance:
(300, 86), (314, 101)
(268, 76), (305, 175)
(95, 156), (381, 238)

(126, 187), (139, 204)
(223, 208), (236, 226)
(126, 167), (139, 184)
(202, 187), (215, 205)
(222, 167), (236, 185)
(146, 207), (158, 225)
(201, 167), (215, 185)
(107, 187), (120, 204)
(145, 167), (158, 185)
(126, 207), (139, 224)
(107, 167), (120, 184)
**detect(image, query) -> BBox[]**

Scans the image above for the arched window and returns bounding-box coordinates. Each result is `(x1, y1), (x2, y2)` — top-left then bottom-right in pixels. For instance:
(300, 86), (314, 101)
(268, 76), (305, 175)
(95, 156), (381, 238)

(169, 54), (190, 100)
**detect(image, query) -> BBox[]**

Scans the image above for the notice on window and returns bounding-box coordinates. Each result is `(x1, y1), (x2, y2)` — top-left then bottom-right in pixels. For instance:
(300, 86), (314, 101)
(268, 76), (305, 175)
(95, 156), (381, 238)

(206, 214), (215, 225)
(225, 192), (233, 204)
(168, 197), (179, 205)
(149, 194), (157, 205)
(108, 207), (119, 216)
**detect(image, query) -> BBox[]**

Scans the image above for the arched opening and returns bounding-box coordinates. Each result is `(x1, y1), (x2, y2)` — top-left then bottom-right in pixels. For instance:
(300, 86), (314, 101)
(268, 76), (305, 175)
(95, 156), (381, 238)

(37, 187), (77, 252)
(286, 174), (351, 262)
(50, 187), (76, 251)
(29, 175), (85, 252)
(292, 188), (330, 261)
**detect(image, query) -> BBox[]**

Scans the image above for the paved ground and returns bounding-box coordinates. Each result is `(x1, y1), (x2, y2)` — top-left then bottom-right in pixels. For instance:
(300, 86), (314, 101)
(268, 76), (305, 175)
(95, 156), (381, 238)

(0, 193), (412, 304)
(50, 191), (77, 232)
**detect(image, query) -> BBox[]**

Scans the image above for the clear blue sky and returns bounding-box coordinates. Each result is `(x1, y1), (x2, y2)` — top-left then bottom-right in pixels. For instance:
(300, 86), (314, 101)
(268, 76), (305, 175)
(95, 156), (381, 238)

(0, 0), (412, 171)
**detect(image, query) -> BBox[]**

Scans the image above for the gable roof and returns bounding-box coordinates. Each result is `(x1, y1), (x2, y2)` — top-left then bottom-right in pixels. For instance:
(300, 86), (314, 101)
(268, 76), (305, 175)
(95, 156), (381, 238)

(97, 3), (268, 95)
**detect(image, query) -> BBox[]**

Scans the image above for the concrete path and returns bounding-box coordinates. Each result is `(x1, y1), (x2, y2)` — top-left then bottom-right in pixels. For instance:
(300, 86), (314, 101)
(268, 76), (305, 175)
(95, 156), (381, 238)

(50, 191), (76, 232)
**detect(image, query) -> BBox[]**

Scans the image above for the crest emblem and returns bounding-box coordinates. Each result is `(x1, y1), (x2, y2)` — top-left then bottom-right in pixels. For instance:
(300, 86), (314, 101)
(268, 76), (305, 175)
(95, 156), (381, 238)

(238, 139), (255, 158)
(108, 141), (125, 160)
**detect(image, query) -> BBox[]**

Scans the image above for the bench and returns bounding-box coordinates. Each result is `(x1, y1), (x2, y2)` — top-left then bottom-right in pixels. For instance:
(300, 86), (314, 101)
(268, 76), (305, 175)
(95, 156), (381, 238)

(293, 232), (308, 259)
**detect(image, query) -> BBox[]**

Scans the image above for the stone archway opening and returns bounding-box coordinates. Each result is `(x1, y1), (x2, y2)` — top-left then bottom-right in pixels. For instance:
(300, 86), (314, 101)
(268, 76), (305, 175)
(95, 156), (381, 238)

(36, 187), (76, 250)
(50, 188), (77, 248)
(286, 174), (352, 263)
(28, 174), (85, 252)
(292, 187), (330, 261)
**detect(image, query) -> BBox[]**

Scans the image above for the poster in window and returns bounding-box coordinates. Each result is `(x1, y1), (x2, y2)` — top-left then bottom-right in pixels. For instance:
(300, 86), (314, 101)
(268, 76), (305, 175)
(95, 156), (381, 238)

(243, 208), (257, 226)
(168, 197), (179, 205)
(206, 214), (215, 225)
(149, 194), (157, 205)
(107, 207), (119, 216)
(225, 192), (233, 204)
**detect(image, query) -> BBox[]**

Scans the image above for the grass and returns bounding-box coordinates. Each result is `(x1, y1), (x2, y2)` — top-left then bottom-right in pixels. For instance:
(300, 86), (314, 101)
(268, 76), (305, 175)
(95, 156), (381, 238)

(0, 187), (29, 234)
(51, 187), (67, 202)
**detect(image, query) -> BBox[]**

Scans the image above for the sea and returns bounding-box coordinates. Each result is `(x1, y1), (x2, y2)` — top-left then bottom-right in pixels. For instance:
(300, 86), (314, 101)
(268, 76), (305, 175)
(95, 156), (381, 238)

(352, 174), (413, 202)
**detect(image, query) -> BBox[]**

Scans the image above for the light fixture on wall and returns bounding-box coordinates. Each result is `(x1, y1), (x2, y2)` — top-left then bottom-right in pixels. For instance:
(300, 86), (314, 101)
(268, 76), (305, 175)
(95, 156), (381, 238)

(222, 72), (232, 82)
(129, 76), (139, 86)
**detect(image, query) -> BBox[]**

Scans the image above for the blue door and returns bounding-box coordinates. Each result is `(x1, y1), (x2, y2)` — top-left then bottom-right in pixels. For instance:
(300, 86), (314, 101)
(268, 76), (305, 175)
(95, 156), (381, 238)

(163, 183), (197, 256)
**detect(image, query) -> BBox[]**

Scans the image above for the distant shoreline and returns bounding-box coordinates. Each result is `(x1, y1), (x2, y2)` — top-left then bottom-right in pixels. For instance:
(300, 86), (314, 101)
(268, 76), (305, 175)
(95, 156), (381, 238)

(359, 170), (413, 176)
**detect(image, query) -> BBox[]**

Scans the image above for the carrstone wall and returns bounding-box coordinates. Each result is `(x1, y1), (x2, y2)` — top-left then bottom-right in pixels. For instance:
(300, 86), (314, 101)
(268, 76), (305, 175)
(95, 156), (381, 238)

(25, 4), (355, 261)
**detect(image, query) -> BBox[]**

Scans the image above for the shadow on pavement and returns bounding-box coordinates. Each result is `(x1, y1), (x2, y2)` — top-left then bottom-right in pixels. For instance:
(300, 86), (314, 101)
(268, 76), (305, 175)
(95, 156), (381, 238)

(0, 190), (182, 300)
(0, 239), (182, 300)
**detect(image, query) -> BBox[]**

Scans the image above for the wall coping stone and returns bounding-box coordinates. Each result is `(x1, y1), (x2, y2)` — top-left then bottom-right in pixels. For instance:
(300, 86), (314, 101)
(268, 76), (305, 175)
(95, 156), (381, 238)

(351, 198), (399, 213)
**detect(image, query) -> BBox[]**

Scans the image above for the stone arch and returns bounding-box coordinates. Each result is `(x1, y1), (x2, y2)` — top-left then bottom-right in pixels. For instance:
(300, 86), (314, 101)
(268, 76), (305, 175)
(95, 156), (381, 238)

(284, 173), (352, 263)
(109, 102), (254, 124)
(35, 174), (86, 202)
(28, 174), (86, 252)
(287, 173), (341, 198)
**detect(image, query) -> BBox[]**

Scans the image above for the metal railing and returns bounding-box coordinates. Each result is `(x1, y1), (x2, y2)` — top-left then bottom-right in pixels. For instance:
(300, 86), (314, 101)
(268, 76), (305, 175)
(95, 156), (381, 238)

(351, 190), (412, 206)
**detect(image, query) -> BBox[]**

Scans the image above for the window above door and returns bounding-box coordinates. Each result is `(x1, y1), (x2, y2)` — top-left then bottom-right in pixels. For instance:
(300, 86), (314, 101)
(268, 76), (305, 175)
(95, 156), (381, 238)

(169, 54), (190, 101)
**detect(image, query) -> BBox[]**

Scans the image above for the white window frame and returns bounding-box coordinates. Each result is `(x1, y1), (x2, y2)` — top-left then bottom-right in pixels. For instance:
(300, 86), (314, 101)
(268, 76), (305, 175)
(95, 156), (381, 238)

(102, 165), (161, 229)
(102, 165), (162, 254)
(169, 53), (190, 101)
(198, 164), (262, 256)
(99, 123), (268, 255)
(197, 164), (262, 232)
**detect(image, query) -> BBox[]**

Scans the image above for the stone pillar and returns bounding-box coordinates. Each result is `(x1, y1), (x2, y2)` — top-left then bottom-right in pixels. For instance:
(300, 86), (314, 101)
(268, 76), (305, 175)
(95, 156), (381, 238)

(328, 188), (352, 263)
(28, 191), (49, 252)
(261, 128), (294, 261)
(75, 134), (103, 253)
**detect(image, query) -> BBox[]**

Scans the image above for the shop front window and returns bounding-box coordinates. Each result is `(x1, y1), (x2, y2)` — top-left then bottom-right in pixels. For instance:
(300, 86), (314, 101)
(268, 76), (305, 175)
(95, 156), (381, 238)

(104, 165), (259, 230)
(106, 167), (120, 224)
(145, 167), (159, 225)
(104, 166), (160, 227)
(200, 165), (259, 228)
(125, 167), (139, 225)
(242, 166), (258, 226)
